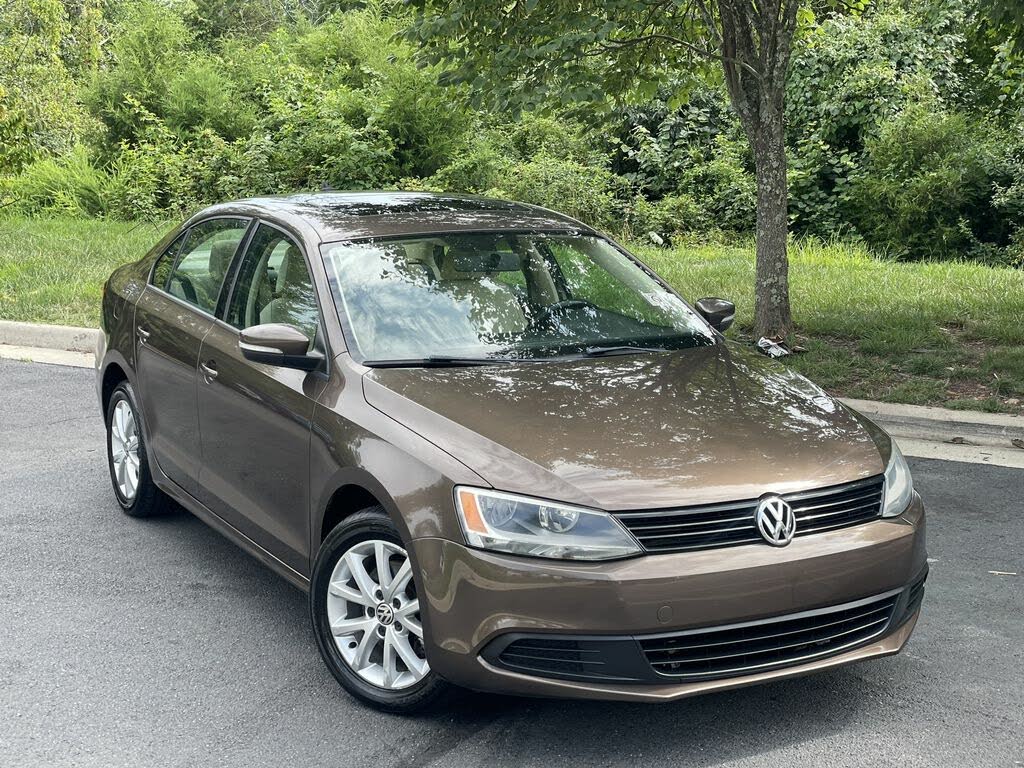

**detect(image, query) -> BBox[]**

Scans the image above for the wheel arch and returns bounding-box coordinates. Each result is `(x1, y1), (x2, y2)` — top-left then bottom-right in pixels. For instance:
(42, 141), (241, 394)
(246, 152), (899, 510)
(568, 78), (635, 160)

(100, 360), (129, 414)
(313, 469), (410, 559)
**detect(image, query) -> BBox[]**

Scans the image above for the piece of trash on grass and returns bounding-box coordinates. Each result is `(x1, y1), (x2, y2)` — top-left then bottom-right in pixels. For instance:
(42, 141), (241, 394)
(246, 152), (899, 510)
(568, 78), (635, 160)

(757, 337), (791, 358)
(988, 570), (1017, 576)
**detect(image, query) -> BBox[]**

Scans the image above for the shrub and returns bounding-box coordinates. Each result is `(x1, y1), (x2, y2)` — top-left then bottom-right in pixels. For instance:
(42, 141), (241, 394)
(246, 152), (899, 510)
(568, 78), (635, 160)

(371, 67), (473, 177)
(4, 145), (110, 217)
(86, 0), (194, 148)
(164, 58), (257, 140)
(426, 138), (511, 193)
(486, 154), (623, 229)
(623, 193), (705, 238)
(848, 101), (1016, 262)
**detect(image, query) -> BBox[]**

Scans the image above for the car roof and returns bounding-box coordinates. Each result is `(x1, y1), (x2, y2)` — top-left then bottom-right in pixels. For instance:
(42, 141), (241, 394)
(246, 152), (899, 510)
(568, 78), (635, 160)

(194, 191), (595, 242)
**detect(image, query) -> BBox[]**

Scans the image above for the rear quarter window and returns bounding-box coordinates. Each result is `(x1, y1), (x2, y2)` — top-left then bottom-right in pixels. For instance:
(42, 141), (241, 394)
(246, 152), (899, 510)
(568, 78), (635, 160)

(151, 233), (186, 290)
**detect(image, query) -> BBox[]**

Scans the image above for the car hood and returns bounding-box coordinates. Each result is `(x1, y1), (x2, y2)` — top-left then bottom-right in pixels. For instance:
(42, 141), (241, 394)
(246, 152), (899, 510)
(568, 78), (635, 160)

(362, 343), (887, 510)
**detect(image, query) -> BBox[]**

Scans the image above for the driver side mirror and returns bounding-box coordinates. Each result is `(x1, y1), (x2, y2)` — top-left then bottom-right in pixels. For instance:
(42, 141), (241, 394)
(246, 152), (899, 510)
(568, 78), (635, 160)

(239, 323), (323, 371)
(695, 297), (736, 333)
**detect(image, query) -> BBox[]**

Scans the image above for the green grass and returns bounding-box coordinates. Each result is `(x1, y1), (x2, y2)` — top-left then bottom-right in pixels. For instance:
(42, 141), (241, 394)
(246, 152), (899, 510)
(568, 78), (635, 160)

(632, 237), (1024, 413)
(0, 217), (172, 327)
(2, 217), (1022, 412)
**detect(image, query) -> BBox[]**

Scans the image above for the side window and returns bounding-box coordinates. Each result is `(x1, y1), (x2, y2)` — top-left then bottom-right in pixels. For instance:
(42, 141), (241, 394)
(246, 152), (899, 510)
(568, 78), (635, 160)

(151, 233), (186, 290)
(227, 224), (320, 347)
(167, 219), (249, 314)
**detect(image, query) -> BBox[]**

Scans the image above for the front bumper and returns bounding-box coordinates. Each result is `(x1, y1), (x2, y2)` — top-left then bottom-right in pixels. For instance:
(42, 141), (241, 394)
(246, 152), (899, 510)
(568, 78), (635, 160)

(410, 493), (926, 701)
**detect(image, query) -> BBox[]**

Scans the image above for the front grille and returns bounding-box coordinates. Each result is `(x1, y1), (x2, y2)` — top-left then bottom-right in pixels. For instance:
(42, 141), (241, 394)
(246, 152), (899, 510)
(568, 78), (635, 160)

(639, 591), (900, 680)
(613, 476), (884, 553)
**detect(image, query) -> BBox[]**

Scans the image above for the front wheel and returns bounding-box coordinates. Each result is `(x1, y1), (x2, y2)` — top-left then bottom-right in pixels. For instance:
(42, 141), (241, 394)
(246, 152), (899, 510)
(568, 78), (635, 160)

(310, 507), (450, 713)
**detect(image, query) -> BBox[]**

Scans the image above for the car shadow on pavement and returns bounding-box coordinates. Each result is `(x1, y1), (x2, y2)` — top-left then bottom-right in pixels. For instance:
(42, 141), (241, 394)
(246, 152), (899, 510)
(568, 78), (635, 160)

(406, 667), (874, 766)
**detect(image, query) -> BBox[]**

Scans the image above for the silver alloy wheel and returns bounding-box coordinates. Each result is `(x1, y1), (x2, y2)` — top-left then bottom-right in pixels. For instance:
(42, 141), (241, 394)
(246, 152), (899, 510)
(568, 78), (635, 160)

(326, 539), (429, 690)
(110, 399), (140, 501)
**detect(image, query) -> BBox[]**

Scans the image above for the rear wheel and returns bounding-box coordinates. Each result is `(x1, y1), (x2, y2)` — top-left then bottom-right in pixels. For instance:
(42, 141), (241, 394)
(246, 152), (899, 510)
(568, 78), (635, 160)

(105, 381), (173, 518)
(310, 507), (449, 713)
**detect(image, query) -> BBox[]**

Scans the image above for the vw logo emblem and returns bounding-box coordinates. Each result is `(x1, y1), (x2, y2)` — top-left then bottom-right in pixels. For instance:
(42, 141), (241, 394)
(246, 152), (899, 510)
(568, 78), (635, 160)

(375, 603), (395, 626)
(756, 495), (796, 546)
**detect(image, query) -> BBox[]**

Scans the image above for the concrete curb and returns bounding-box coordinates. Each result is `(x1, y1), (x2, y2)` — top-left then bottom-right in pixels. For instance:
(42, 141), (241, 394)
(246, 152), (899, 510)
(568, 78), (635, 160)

(842, 397), (1024, 450)
(0, 320), (98, 353)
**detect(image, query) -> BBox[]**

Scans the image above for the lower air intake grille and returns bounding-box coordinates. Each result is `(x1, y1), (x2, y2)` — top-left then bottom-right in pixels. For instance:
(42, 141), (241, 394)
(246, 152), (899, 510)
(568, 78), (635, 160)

(496, 638), (607, 678)
(639, 591), (900, 680)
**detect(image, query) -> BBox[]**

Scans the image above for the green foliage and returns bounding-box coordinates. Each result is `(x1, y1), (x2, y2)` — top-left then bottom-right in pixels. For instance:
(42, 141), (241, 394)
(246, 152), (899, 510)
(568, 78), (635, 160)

(1, 0), (1023, 268)
(848, 102), (1021, 262)
(485, 154), (623, 230)
(0, 0), (97, 171)
(784, 0), (968, 235)
(164, 58), (257, 140)
(86, 0), (194, 148)
(4, 145), (110, 217)
(614, 87), (756, 233)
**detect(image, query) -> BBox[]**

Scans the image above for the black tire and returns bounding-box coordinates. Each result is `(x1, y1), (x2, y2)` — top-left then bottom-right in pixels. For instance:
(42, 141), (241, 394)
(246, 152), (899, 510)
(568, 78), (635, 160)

(310, 507), (451, 713)
(105, 381), (174, 518)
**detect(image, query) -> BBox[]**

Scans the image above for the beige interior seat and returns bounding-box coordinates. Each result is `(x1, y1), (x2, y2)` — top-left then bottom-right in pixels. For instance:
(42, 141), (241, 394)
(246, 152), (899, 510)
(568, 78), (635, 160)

(436, 247), (527, 336)
(260, 245), (317, 340)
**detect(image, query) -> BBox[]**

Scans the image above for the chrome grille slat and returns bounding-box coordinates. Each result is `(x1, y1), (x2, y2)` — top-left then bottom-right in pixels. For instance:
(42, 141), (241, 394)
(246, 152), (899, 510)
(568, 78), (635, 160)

(797, 500), (880, 523)
(644, 536), (765, 552)
(640, 601), (894, 654)
(614, 476), (884, 553)
(791, 490), (882, 514)
(626, 513), (755, 532)
(638, 523), (756, 540)
(646, 616), (891, 667)
(640, 591), (900, 680)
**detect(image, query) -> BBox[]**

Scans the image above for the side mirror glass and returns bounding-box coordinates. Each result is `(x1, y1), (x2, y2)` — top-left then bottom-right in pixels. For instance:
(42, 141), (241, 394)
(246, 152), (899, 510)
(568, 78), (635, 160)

(239, 323), (322, 371)
(695, 297), (736, 333)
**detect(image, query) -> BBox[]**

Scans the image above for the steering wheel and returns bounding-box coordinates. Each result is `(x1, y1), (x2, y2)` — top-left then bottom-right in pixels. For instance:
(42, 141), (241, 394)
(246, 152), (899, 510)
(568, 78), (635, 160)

(534, 299), (595, 325)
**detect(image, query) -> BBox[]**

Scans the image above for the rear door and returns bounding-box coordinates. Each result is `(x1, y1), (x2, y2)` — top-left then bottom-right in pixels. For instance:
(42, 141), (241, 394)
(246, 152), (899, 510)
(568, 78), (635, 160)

(134, 218), (250, 496)
(195, 222), (328, 572)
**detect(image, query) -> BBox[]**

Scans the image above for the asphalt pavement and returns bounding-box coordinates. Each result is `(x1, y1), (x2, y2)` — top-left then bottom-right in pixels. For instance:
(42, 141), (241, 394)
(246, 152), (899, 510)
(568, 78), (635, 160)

(1, 358), (1021, 767)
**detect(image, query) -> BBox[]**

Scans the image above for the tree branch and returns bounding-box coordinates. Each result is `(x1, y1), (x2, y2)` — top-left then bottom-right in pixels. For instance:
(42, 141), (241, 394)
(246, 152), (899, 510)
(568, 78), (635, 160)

(600, 33), (762, 79)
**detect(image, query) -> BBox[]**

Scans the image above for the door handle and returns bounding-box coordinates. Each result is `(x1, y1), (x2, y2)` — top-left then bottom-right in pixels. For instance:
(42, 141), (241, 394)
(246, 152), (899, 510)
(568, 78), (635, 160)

(200, 361), (218, 382)
(137, 326), (151, 344)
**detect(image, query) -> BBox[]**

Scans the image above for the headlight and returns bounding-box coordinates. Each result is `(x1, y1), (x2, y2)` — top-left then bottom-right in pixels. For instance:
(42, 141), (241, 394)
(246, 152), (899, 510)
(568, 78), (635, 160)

(454, 487), (641, 560)
(882, 441), (914, 518)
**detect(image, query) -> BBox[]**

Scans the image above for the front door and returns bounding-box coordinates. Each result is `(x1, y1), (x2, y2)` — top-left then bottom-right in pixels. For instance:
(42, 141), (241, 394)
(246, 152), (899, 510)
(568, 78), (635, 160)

(195, 223), (327, 573)
(134, 218), (249, 495)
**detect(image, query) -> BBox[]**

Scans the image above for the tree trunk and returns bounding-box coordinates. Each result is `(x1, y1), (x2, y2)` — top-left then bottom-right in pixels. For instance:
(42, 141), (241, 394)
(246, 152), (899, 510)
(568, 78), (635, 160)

(749, 108), (792, 341)
(713, 0), (798, 342)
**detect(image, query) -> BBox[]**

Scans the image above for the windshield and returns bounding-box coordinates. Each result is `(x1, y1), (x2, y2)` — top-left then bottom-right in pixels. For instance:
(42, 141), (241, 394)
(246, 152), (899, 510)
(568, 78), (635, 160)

(321, 233), (715, 363)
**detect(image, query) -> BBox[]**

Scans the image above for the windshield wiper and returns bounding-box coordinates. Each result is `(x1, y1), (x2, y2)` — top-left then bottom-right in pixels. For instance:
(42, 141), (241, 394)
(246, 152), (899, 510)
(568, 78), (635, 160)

(362, 356), (514, 368)
(583, 345), (669, 358)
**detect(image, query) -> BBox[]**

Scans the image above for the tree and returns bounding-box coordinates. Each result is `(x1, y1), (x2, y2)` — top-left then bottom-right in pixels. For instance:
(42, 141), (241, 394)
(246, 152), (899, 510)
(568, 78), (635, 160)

(408, 0), (809, 339)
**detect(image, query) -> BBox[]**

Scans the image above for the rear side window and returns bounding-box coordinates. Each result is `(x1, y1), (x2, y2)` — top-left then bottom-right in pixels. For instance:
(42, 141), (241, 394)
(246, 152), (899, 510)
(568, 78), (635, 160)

(165, 219), (249, 314)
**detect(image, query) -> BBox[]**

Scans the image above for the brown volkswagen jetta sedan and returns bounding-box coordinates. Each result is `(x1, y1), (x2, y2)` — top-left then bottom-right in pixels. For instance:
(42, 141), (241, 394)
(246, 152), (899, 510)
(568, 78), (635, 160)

(96, 192), (926, 712)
